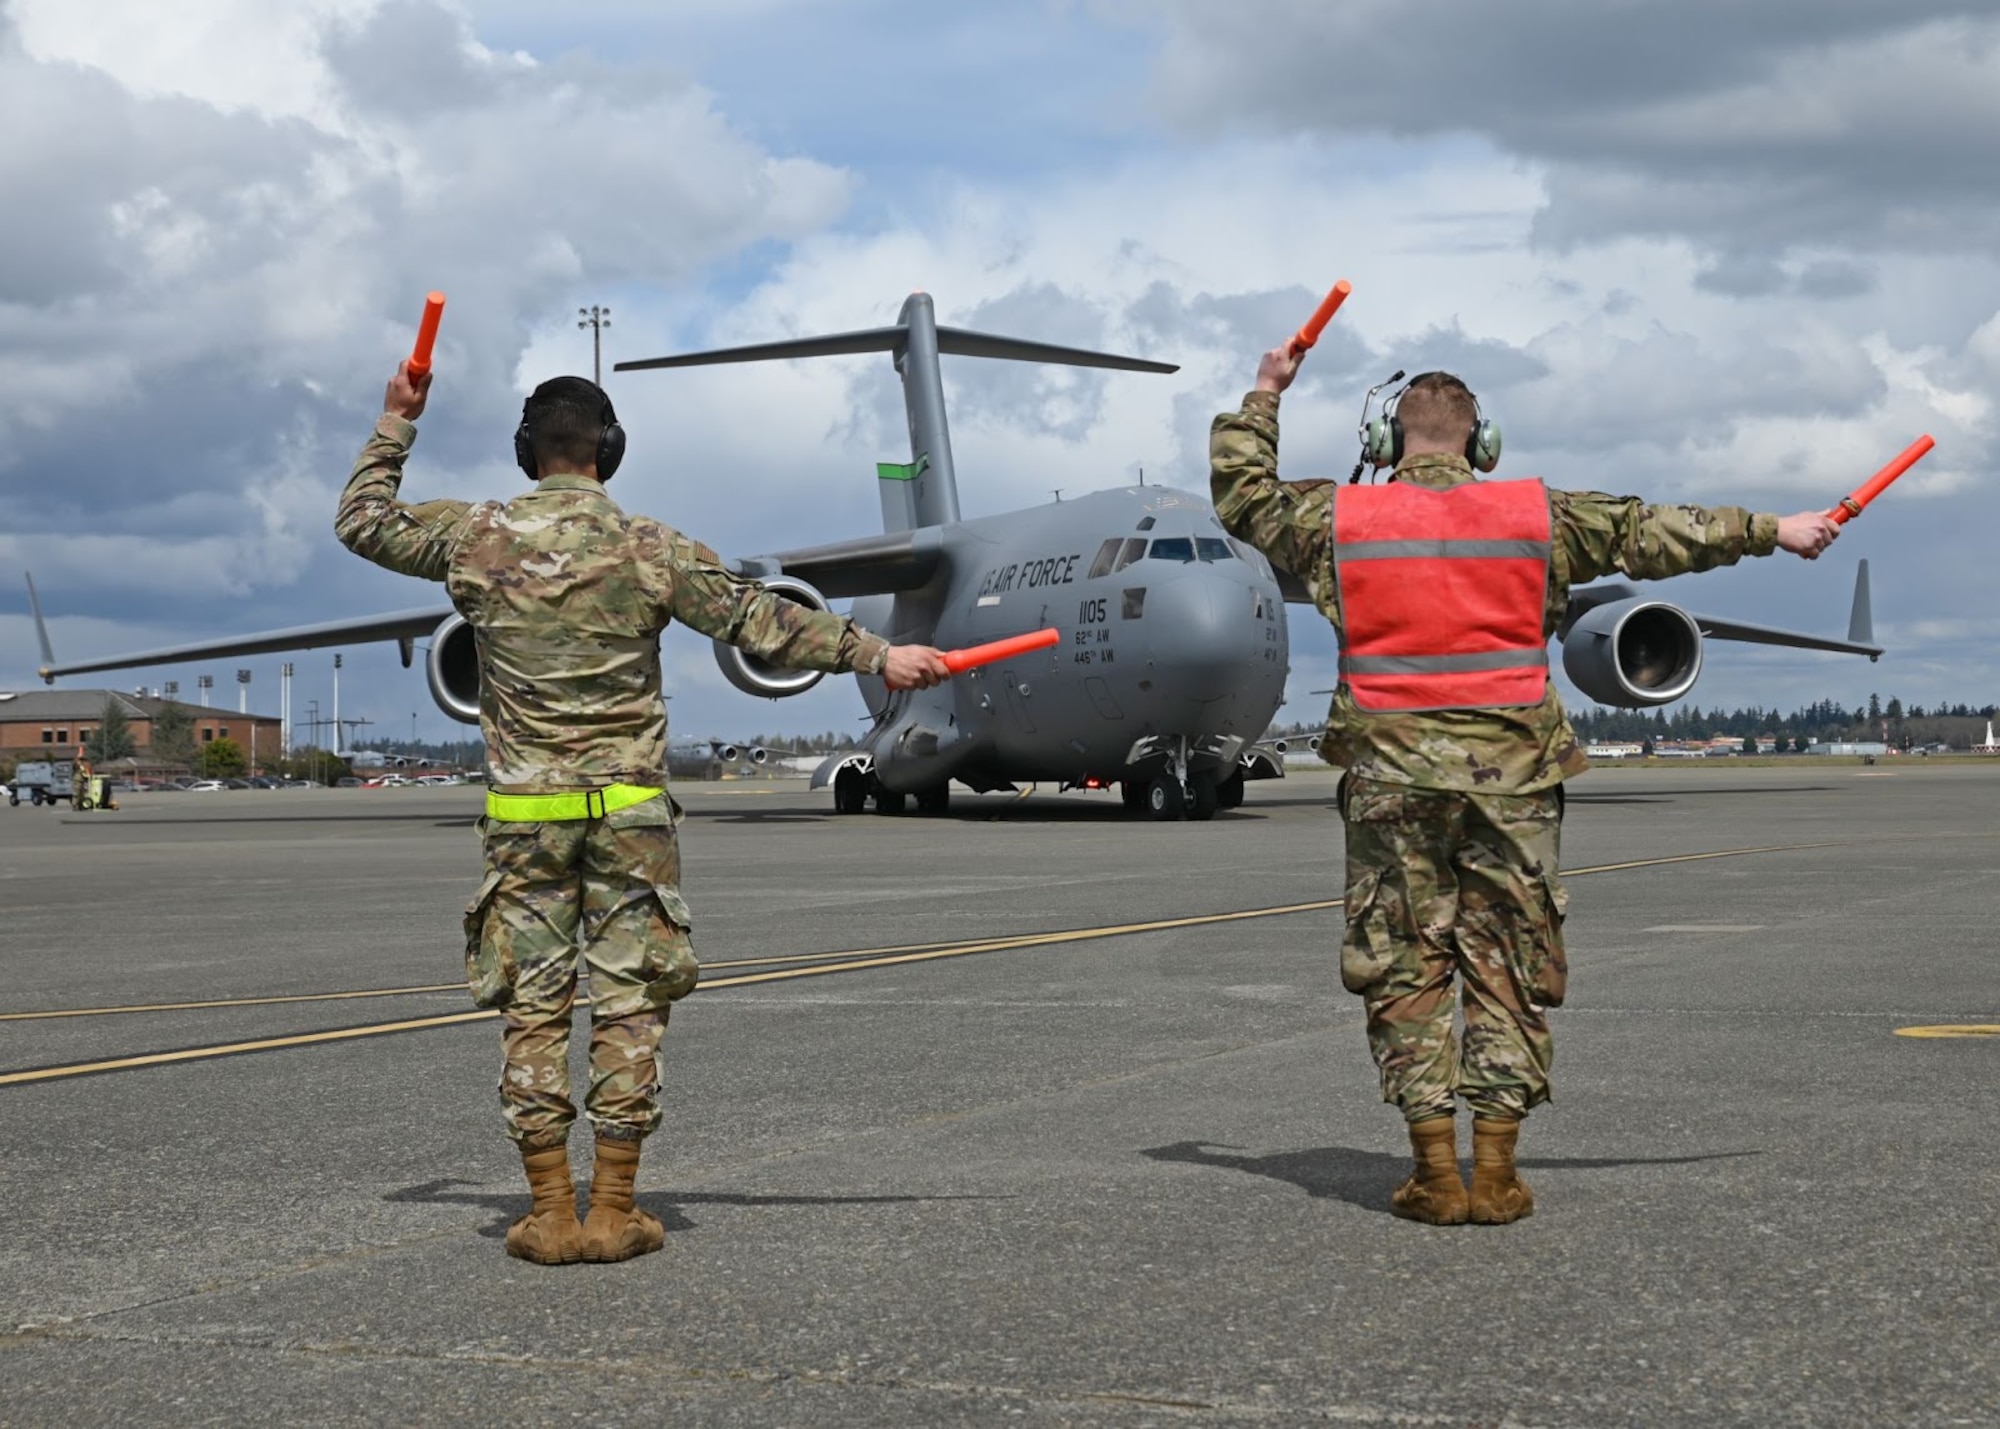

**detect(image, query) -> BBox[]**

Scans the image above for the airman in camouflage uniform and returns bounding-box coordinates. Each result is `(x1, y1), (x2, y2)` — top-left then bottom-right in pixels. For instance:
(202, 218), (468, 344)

(338, 367), (947, 1263)
(1213, 355), (1840, 1225)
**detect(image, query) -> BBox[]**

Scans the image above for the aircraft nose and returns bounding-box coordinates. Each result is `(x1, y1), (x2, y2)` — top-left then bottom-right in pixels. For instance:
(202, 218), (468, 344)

(1146, 574), (1249, 698)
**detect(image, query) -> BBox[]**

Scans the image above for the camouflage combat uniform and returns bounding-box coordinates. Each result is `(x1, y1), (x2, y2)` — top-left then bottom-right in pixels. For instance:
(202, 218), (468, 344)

(1212, 390), (1777, 1123)
(337, 414), (889, 1149)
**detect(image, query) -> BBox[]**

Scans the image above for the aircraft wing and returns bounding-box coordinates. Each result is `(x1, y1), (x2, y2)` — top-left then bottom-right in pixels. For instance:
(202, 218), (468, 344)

(1285, 563), (1883, 659)
(1564, 562), (1882, 659)
(734, 527), (947, 600)
(38, 605), (452, 682)
(1681, 614), (1882, 658)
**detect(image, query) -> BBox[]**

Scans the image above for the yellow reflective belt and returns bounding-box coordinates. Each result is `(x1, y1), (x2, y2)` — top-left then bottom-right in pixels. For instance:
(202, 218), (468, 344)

(485, 783), (664, 822)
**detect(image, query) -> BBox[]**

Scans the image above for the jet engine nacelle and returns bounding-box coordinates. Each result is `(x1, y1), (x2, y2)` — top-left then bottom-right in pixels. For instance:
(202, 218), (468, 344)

(427, 613), (482, 724)
(712, 575), (831, 698)
(1561, 598), (1703, 708)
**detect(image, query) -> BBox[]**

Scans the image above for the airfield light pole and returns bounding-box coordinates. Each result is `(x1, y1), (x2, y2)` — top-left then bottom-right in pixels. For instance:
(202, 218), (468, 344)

(197, 674), (213, 707)
(332, 653), (342, 757)
(579, 305), (610, 386)
(237, 668), (250, 715)
(281, 662), (293, 755)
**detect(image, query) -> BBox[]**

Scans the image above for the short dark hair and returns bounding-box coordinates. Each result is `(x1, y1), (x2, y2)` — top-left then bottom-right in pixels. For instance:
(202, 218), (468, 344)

(522, 376), (614, 473)
(1397, 372), (1479, 449)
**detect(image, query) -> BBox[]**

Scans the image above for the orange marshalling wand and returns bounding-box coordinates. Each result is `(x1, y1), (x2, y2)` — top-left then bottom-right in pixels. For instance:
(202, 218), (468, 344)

(941, 628), (1060, 675)
(407, 291), (446, 380)
(1288, 279), (1352, 358)
(1827, 435), (1934, 526)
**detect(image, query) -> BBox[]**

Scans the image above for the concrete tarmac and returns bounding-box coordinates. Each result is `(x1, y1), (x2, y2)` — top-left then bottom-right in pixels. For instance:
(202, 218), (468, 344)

(1, 765), (1995, 1426)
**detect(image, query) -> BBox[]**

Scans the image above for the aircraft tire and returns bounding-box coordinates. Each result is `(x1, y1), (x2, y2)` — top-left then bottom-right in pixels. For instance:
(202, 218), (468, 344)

(1119, 780), (1147, 811)
(872, 787), (907, 815)
(915, 785), (951, 816)
(1146, 774), (1185, 822)
(1188, 774), (1219, 822)
(833, 768), (868, 815)
(1216, 770), (1246, 809)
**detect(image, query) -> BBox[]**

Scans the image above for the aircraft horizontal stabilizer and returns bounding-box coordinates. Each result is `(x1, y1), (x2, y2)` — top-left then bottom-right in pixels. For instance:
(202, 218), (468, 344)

(617, 324), (1176, 377)
(932, 327), (1176, 374)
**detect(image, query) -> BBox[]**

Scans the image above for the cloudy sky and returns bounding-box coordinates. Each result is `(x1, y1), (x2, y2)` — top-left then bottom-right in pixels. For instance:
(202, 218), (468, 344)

(3, 0), (1995, 748)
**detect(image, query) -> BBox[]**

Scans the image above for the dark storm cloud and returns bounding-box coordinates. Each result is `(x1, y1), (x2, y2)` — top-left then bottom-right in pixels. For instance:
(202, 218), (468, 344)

(1146, 2), (2000, 257)
(0, 0), (848, 657)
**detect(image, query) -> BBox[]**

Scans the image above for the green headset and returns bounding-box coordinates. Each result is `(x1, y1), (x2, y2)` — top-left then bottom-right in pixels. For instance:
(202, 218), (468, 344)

(1359, 371), (1503, 474)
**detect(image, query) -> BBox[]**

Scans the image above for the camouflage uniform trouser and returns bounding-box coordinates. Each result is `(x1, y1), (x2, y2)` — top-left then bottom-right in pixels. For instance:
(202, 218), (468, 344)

(1338, 775), (1569, 1124)
(463, 793), (700, 1149)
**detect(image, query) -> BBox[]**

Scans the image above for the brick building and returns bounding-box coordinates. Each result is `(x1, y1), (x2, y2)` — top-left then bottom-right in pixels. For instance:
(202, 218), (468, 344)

(0, 689), (283, 771)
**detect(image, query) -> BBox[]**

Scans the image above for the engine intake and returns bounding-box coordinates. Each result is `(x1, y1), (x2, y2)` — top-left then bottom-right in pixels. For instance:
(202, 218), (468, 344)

(426, 613), (482, 724)
(1562, 598), (1702, 708)
(712, 575), (831, 698)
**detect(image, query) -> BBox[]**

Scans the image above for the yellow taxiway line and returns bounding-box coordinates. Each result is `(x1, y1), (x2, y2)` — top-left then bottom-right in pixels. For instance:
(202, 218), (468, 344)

(1893, 1025), (2000, 1038)
(0, 839), (1841, 1087)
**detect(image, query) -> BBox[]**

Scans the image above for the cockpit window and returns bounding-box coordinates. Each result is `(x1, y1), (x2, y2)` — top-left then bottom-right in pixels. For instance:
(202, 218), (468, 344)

(1135, 517), (1156, 531)
(1112, 536), (1148, 572)
(1147, 537), (1238, 563)
(1086, 538), (1123, 580)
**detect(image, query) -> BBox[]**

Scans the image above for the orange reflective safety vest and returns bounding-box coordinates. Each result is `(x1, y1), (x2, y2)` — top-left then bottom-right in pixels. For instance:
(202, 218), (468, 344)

(1332, 478), (1553, 712)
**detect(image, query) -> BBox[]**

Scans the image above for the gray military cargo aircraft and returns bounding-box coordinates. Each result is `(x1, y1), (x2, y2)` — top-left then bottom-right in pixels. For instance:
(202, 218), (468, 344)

(32, 291), (1882, 820)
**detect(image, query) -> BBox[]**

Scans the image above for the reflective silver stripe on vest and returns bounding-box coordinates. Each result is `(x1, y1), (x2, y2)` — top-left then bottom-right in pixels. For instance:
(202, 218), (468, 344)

(1340, 647), (1551, 676)
(1337, 538), (1551, 562)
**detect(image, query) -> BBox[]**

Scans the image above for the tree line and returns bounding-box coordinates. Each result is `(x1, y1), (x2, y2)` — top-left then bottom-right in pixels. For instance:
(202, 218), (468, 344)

(1272, 694), (2000, 752)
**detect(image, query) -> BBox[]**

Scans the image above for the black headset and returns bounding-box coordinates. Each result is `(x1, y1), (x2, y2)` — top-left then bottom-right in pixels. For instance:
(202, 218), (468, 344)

(1358, 371), (1502, 474)
(514, 377), (626, 481)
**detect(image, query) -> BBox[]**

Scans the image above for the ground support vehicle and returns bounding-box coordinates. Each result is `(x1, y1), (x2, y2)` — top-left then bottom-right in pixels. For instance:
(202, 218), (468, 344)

(7, 761), (72, 807)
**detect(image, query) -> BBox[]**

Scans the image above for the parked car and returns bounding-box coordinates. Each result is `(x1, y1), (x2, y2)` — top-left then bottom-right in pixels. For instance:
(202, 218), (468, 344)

(184, 780), (226, 792)
(335, 777), (365, 788)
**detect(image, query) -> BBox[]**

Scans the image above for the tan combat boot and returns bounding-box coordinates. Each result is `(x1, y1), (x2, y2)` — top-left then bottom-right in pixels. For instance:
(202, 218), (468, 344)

(580, 1135), (666, 1263)
(505, 1145), (584, 1265)
(1389, 1116), (1469, 1225)
(1469, 1116), (1535, 1224)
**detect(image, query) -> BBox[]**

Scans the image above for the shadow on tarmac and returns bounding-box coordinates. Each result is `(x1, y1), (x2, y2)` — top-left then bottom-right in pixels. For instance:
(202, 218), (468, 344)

(1140, 1141), (1760, 1217)
(1567, 786), (1834, 804)
(386, 1177), (998, 1239)
(90, 813), (480, 826)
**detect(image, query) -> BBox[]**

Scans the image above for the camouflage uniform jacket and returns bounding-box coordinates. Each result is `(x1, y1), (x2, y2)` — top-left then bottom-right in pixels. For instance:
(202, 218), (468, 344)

(1212, 390), (1779, 793)
(336, 415), (889, 791)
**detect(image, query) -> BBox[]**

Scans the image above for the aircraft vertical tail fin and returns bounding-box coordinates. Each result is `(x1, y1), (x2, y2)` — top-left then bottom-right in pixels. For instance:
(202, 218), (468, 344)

(25, 573), (56, 681)
(1847, 559), (1873, 646)
(616, 294), (1176, 535)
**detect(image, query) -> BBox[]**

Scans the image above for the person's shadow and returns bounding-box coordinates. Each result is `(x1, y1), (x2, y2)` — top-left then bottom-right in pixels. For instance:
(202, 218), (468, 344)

(1140, 1140), (1758, 1217)
(388, 1178), (998, 1240)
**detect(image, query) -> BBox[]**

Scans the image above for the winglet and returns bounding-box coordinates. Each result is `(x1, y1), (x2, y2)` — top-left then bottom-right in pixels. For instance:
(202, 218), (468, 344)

(25, 573), (55, 682)
(1847, 559), (1873, 647)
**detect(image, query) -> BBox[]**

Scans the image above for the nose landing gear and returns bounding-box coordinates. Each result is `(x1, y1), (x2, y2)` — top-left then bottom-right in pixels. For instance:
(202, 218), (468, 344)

(1128, 738), (1229, 821)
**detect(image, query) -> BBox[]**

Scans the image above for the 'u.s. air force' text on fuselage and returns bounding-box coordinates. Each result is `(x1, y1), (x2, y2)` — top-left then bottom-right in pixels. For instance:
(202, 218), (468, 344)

(975, 552), (1082, 598)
